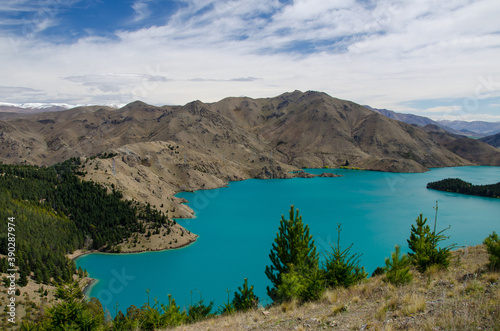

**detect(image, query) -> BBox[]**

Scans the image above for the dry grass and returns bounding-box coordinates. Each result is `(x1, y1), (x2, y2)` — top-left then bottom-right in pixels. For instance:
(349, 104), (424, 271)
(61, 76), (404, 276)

(167, 245), (499, 330)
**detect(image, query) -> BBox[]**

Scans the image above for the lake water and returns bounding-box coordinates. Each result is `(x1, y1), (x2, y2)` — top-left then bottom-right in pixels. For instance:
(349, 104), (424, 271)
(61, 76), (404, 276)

(76, 166), (500, 315)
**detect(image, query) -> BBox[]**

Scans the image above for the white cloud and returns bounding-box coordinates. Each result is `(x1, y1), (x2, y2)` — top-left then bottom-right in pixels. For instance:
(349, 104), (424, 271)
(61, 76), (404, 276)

(420, 106), (462, 113)
(0, 0), (499, 121)
(132, 0), (152, 22)
(429, 113), (500, 122)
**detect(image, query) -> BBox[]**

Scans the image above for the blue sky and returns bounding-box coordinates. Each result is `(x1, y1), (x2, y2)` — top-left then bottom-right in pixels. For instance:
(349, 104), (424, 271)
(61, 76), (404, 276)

(1, 0), (500, 121)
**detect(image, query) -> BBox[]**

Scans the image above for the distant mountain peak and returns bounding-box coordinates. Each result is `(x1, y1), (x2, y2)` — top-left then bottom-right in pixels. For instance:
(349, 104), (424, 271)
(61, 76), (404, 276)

(121, 100), (150, 110)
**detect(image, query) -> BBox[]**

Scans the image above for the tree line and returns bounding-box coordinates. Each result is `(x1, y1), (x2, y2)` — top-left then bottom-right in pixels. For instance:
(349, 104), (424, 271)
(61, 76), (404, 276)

(427, 178), (500, 198)
(0, 158), (173, 287)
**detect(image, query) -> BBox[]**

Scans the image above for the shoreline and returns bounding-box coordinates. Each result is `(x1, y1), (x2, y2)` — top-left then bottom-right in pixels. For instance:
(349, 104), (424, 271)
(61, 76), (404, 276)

(81, 277), (97, 296)
(68, 236), (198, 261)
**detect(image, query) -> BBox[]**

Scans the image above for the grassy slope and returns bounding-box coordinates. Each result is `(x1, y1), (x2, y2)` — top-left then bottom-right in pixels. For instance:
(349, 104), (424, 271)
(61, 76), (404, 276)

(170, 245), (499, 331)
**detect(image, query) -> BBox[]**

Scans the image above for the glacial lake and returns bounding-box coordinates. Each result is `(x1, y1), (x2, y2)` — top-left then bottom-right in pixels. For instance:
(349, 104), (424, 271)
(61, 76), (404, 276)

(76, 166), (500, 315)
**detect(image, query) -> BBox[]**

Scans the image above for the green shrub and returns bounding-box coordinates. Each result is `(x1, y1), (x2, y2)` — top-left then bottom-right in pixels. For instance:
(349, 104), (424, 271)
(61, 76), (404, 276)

(141, 301), (163, 330)
(371, 266), (385, 277)
(159, 294), (187, 327)
(187, 298), (214, 323)
(483, 231), (500, 271)
(218, 288), (236, 315)
(301, 268), (326, 302)
(22, 281), (104, 330)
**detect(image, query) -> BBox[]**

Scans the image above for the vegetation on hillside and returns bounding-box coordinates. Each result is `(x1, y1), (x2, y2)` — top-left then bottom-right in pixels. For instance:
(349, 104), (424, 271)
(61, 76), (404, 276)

(0, 191), (79, 286)
(0, 159), (173, 289)
(171, 245), (498, 331)
(427, 177), (500, 198)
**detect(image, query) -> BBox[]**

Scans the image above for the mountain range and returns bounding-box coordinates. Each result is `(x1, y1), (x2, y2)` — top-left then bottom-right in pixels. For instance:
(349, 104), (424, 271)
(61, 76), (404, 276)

(1, 90), (499, 217)
(366, 106), (500, 138)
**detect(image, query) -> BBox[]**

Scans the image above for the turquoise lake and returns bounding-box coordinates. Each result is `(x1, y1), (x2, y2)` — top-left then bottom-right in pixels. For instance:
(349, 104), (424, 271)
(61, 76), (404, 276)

(76, 166), (500, 315)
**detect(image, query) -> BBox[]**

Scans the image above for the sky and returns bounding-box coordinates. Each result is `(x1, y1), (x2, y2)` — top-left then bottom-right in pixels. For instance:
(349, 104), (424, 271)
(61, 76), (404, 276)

(1, 0), (500, 121)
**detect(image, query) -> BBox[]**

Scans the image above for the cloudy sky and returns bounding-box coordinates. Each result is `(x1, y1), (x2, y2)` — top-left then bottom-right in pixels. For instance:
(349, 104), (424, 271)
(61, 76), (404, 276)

(1, 0), (500, 121)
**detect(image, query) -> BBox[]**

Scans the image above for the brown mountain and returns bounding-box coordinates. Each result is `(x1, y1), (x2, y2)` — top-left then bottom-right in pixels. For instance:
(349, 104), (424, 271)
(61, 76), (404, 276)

(1, 91), (498, 217)
(423, 124), (500, 166)
(479, 132), (500, 148)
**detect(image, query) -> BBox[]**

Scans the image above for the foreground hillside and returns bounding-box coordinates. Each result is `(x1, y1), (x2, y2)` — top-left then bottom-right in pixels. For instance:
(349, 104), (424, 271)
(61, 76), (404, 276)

(171, 245), (499, 331)
(2, 91), (499, 217)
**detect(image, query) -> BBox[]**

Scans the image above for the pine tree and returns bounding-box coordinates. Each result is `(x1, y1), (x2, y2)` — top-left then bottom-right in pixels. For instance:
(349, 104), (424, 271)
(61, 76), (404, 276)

(407, 203), (455, 272)
(323, 223), (367, 288)
(232, 278), (259, 311)
(160, 294), (187, 327)
(265, 205), (318, 302)
(483, 231), (500, 271)
(407, 214), (432, 271)
(384, 245), (412, 285)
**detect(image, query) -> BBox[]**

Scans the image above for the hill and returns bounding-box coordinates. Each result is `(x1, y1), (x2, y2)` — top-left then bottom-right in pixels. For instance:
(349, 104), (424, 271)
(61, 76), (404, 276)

(480, 132), (500, 148)
(422, 124), (500, 166)
(169, 245), (498, 331)
(1, 91), (500, 217)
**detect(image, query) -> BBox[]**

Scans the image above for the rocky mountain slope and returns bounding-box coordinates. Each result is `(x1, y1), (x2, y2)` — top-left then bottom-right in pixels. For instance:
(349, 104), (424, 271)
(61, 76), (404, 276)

(480, 132), (500, 148)
(422, 124), (500, 166)
(1, 90), (498, 217)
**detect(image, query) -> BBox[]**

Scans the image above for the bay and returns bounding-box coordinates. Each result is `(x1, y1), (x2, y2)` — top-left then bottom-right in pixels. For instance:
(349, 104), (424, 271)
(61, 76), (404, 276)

(76, 166), (500, 315)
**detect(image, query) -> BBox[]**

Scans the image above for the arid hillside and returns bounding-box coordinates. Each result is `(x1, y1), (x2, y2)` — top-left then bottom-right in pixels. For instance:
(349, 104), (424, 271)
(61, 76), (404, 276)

(480, 131), (500, 148)
(1, 91), (498, 217)
(169, 245), (499, 331)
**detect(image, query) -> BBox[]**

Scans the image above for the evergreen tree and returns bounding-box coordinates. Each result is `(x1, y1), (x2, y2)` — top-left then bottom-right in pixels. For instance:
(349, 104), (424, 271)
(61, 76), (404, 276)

(160, 295), (187, 327)
(323, 223), (367, 288)
(186, 298), (214, 323)
(384, 245), (412, 285)
(275, 264), (325, 302)
(265, 205), (318, 302)
(22, 281), (104, 330)
(483, 231), (500, 271)
(232, 278), (259, 311)
(407, 203), (455, 272)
